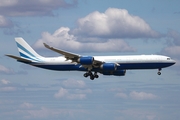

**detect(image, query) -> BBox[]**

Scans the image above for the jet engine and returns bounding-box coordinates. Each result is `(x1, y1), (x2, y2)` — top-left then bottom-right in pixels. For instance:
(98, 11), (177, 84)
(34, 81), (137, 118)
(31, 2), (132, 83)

(100, 63), (117, 71)
(102, 70), (126, 76)
(78, 56), (94, 65)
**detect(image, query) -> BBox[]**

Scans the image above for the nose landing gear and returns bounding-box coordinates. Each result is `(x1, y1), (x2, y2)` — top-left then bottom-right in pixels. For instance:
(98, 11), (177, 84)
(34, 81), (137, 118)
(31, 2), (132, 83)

(157, 68), (161, 75)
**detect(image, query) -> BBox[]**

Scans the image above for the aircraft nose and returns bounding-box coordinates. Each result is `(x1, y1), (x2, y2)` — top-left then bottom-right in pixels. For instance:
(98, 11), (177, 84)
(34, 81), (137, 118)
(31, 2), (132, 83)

(171, 59), (176, 65)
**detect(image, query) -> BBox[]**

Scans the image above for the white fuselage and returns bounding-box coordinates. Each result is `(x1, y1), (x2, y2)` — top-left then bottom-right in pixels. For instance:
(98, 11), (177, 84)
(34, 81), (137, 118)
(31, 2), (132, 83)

(6, 37), (176, 79)
(30, 55), (175, 71)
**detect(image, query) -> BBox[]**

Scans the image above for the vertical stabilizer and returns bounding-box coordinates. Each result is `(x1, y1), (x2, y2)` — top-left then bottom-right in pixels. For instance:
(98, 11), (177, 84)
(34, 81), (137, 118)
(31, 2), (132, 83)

(15, 37), (43, 61)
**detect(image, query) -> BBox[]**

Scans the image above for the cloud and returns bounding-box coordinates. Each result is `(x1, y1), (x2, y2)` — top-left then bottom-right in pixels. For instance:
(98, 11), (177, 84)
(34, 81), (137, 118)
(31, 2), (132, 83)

(0, 86), (17, 91)
(111, 88), (128, 99)
(26, 107), (59, 118)
(72, 8), (159, 38)
(0, 64), (27, 75)
(0, 15), (13, 28)
(113, 88), (158, 100)
(1, 79), (10, 84)
(167, 30), (180, 45)
(0, 0), (77, 16)
(162, 46), (180, 57)
(0, 0), (18, 7)
(54, 87), (68, 98)
(62, 79), (86, 88)
(20, 102), (34, 109)
(0, 64), (14, 74)
(0, 79), (17, 92)
(34, 27), (135, 52)
(119, 109), (157, 120)
(54, 87), (87, 100)
(0, 79), (20, 92)
(33, 8), (163, 53)
(161, 30), (180, 68)
(161, 30), (180, 57)
(130, 91), (157, 100)
(115, 92), (128, 99)
(17, 107), (88, 119)
(66, 93), (86, 100)
(54, 79), (92, 100)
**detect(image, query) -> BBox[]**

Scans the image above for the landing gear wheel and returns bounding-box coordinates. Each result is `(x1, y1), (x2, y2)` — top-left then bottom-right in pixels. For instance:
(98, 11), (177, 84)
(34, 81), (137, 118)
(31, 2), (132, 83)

(157, 71), (161, 75)
(94, 74), (99, 78)
(83, 71), (99, 80)
(90, 75), (94, 80)
(83, 73), (89, 77)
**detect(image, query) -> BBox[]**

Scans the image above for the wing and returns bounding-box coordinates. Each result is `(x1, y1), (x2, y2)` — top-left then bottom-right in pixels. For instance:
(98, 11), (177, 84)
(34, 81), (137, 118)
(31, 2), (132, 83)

(43, 43), (80, 61)
(43, 43), (103, 68)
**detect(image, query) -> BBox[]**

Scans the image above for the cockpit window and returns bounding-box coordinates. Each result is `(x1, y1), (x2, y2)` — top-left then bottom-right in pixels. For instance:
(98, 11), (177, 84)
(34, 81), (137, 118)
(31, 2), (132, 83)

(167, 58), (171, 60)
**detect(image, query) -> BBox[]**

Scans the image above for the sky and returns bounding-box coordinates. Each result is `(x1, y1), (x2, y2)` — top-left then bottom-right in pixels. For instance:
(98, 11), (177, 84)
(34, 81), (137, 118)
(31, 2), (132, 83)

(0, 0), (180, 120)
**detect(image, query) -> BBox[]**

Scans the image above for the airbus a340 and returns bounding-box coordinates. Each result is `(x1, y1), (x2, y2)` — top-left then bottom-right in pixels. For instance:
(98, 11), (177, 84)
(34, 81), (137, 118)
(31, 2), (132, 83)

(6, 38), (176, 80)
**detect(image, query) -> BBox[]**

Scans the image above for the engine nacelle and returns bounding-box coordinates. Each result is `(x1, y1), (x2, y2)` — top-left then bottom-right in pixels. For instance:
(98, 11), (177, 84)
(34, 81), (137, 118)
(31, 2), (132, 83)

(100, 63), (117, 71)
(102, 70), (126, 76)
(78, 56), (94, 65)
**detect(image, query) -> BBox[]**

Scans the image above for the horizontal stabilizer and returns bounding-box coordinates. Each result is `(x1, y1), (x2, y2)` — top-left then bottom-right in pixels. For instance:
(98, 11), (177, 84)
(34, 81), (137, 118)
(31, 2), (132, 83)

(5, 54), (32, 63)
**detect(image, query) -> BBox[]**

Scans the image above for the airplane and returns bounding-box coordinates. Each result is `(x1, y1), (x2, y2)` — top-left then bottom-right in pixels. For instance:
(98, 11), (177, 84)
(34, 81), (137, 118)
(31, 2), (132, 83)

(6, 37), (176, 80)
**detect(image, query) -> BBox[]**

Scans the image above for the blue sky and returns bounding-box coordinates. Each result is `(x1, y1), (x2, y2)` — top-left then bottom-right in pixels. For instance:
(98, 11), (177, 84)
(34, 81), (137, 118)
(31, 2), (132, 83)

(0, 0), (180, 120)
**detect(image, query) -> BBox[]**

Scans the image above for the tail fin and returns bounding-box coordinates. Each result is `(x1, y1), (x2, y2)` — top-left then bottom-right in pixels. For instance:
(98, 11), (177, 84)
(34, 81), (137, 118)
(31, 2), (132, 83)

(15, 37), (43, 61)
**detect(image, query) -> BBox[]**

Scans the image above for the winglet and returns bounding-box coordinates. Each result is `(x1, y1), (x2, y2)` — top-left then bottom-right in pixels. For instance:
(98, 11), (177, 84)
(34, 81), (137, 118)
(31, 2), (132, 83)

(43, 43), (58, 52)
(43, 43), (51, 49)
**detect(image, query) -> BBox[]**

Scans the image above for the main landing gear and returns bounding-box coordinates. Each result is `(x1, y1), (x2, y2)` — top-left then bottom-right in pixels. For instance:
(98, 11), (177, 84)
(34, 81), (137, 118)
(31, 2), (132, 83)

(83, 71), (99, 80)
(157, 68), (161, 75)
